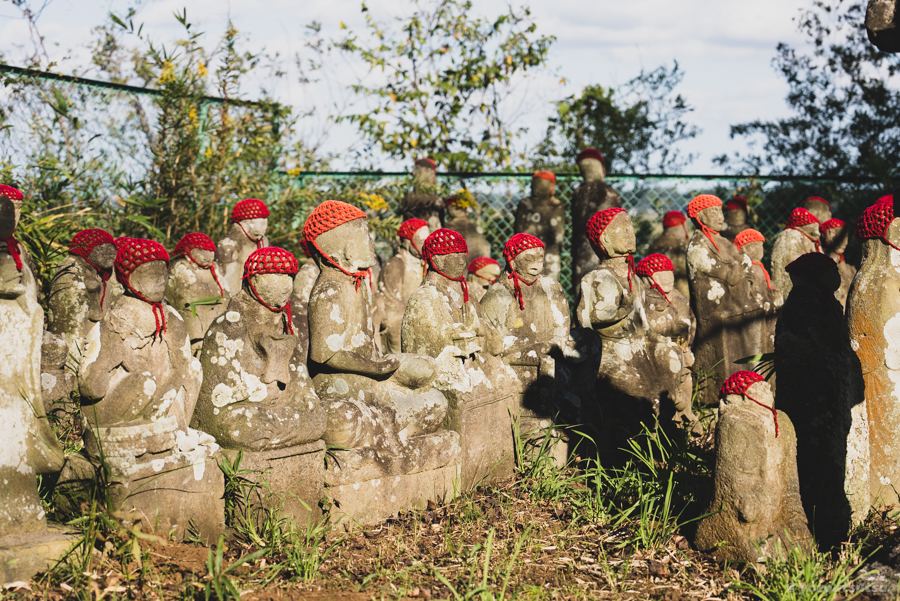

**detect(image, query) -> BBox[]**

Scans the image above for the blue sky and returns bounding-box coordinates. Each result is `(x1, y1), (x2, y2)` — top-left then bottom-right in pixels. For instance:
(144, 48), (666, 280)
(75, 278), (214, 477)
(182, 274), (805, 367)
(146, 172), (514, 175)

(0, 0), (811, 173)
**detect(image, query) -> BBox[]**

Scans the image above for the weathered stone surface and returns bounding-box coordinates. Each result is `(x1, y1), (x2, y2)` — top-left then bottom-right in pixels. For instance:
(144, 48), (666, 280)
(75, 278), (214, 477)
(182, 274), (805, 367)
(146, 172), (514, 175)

(294, 258), (320, 305)
(867, 0), (900, 52)
(165, 248), (227, 352)
(694, 377), (812, 563)
(444, 196), (492, 260)
(771, 212), (821, 299)
(40, 331), (75, 408)
(648, 222), (691, 299)
(513, 173), (565, 281)
(721, 198), (751, 243)
(775, 252), (868, 548)
(735, 233), (783, 356)
(804, 197), (833, 224)
(398, 159), (444, 232)
(217, 220), (269, 296)
(0, 527), (74, 585)
(821, 221), (856, 308)
(378, 222), (428, 354)
(466, 258), (501, 303)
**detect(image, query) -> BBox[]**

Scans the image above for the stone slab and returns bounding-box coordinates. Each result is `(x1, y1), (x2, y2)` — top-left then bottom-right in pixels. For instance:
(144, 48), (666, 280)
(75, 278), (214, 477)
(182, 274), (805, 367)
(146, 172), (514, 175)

(0, 526), (74, 585)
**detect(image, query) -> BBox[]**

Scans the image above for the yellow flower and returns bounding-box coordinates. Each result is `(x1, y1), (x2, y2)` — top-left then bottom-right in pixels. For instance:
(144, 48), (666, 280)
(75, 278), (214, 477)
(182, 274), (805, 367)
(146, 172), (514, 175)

(197, 62), (208, 77)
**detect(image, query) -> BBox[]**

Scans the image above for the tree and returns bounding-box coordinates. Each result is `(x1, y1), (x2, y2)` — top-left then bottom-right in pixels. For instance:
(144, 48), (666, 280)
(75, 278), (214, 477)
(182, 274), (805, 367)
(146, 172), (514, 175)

(536, 62), (699, 173)
(337, 0), (554, 171)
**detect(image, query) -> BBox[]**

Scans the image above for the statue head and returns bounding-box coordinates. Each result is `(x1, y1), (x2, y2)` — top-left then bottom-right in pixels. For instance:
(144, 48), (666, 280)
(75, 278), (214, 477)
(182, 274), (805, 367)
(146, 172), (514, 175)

(504, 233), (545, 284)
(734, 229), (766, 263)
(397, 218), (429, 259)
(720, 371), (778, 435)
(786, 252), (841, 294)
(304, 200), (377, 273)
(444, 193), (476, 220)
(662, 211), (689, 238)
(231, 198), (270, 242)
(786, 207), (821, 240)
(587, 207), (636, 258)
(724, 197), (749, 227)
(803, 196), (832, 223)
(115, 238), (170, 304)
(467, 257), (500, 285)
(412, 158), (437, 188)
(531, 171), (556, 199)
(576, 148), (605, 183)
(857, 196), (900, 256)
(820, 219), (849, 256)
(243, 247), (299, 310)
(70, 228), (116, 272)
(688, 195), (725, 232)
(423, 228), (468, 280)
(174, 232), (217, 268)
(0, 185), (24, 238)
(636, 253), (675, 297)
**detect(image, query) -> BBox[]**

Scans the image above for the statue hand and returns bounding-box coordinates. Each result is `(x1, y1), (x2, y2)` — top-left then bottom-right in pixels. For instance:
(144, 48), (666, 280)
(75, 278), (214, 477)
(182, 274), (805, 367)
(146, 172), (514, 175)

(393, 353), (436, 388)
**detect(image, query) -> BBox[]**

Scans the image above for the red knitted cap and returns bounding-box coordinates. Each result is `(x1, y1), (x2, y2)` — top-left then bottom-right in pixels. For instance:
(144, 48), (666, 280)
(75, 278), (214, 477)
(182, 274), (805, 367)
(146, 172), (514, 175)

(468, 256), (500, 275)
(820, 218), (846, 234)
(786, 207), (820, 229)
(231, 198), (270, 222)
(635, 253), (674, 276)
(785, 252), (837, 277)
(299, 238), (311, 258)
(720, 370), (765, 398)
(303, 200), (368, 242)
(174, 233), (215, 258)
(0, 185), (24, 201)
(503, 233), (545, 264)
(687, 195), (722, 219)
(534, 171), (556, 183)
(805, 196), (831, 208)
(734, 229), (766, 250)
(70, 229), (115, 259)
(858, 201), (896, 240)
(586, 207), (627, 248)
(662, 211), (687, 227)
(398, 218), (429, 241)
(243, 247), (299, 279)
(576, 148), (604, 164)
(877, 194), (894, 204)
(114, 238), (170, 281)
(724, 196), (748, 211)
(422, 228), (468, 262)
(415, 158), (436, 170)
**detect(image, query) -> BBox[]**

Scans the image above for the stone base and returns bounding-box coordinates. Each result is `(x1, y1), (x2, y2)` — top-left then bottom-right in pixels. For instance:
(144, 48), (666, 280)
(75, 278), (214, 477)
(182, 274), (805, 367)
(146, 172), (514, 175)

(454, 393), (516, 489)
(515, 417), (569, 469)
(0, 526), (74, 585)
(222, 440), (326, 529)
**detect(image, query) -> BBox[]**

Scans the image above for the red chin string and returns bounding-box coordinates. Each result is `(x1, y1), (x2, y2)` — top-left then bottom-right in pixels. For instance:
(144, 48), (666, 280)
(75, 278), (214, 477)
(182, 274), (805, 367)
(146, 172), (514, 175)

(3, 237), (22, 272)
(791, 227), (821, 252)
(121, 278), (167, 340)
(310, 239), (370, 292)
(745, 392), (779, 437)
(649, 275), (671, 304)
(428, 260), (469, 303)
(238, 222), (264, 250)
(80, 254), (111, 308)
(186, 253), (225, 297)
(596, 240), (634, 292)
(508, 271), (537, 310)
(752, 261), (773, 290)
(245, 276), (295, 335)
(699, 224), (720, 252)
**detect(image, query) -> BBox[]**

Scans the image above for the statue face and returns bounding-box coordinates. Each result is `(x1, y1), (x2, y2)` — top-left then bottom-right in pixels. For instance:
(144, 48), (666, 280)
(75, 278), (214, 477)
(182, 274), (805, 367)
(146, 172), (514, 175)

(431, 252), (467, 280)
(745, 380), (774, 406)
(724, 208), (747, 227)
(0, 197), (19, 238)
(446, 204), (466, 219)
(531, 177), (554, 198)
(89, 243), (117, 271)
(344, 219), (377, 270)
(412, 164), (436, 187)
(697, 206), (725, 231)
(801, 222), (821, 239)
(129, 260), (169, 303)
(475, 263), (501, 283)
(804, 200), (832, 223)
(190, 248), (215, 267)
(654, 270), (675, 294)
(240, 217), (268, 240)
(250, 273), (293, 309)
(823, 227), (849, 255)
(512, 247), (544, 282)
(577, 158), (605, 182)
(741, 241), (764, 262)
(600, 212), (637, 256)
(411, 226), (430, 258)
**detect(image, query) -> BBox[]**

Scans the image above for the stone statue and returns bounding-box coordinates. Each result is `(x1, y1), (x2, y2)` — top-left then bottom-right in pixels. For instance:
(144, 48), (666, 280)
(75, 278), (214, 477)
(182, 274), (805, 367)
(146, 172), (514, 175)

(576, 208), (688, 444)
(820, 218), (856, 308)
(467, 257), (501, 303)
(304, 201), (460, 524)
(48, 229), (117, 368)
(771, 208), (821, 298)
(804, 196), (833, 224)
(513, 171), (565, 281)
(165, 233), (227, 353)
(686, 195), (767, 405)
(694, 372), (812, 563)
(443, 193), (491, 260)
(398, 158), (444, 232)
(734, 229), (783, 355)
(78, 237), (224, 541)
(217, 198), (270, 296)
(569, 149), (621, 299)
(721, 197), (751, 243)
(847, 196), (900, 507)
(0, 185), (72, 583)
(192, 247), (327, 525)
(377, 218), (429, 355)
(867, 0), (900, 51)
(775, 252), (868, 548)
(647, 211), (691, 298)
(293, 236), (319, 306)
(41, 331), (75, 409)
(402, 228), (518, 487)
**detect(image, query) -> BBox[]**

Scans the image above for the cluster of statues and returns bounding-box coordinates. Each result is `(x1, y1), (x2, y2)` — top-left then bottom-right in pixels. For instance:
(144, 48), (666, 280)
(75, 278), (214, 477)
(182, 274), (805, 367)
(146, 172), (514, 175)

(4, 150), (900, 580)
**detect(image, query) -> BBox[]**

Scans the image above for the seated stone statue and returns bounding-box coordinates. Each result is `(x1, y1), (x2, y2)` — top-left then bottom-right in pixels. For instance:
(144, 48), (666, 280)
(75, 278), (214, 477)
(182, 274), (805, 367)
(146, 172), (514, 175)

(444, 193), (491, 260)
(820, 218), (856, 308)
(721, 197), (751, 242)
(466, 257), (500, 302)
(648, 211), (691, 298)
(513, 171), (565, 281)
(576, 208), (687, 444)
(694, 372), (812, 563)
(217, 198), (270, 295)
(192, 247), (327, 525)
(48, 228), (117, 368)
(402, 228), (518, 485)
(734, 229), (783, 354)
(804, 196), (833, 224)
(398, 158), (443, 233)
(293, 236), (320, 305)
(377, 218), (428, 354)
(165, 233), (227, 353)
(78, 237), (224, 541)
(0, 185), (71, 582)
(771, 207), (821, 298)
(304, 201), (459, 524)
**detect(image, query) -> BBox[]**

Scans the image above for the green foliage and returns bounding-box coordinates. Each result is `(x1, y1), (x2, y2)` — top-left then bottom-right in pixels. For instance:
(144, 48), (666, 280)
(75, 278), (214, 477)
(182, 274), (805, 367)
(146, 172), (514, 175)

(204, 535), (270, 601)
(337, 0), (554, 170)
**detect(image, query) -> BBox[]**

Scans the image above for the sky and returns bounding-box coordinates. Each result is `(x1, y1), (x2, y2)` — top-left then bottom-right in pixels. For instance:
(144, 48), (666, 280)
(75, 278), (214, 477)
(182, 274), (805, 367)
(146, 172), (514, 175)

(0, 0), (812, 174)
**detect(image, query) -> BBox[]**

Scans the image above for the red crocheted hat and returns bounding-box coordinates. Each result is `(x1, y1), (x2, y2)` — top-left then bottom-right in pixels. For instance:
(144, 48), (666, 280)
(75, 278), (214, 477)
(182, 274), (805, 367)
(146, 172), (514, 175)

(687, 195), (722, 219)
(635, 253), (674, 277)
(858, 201), (896, 240)
(174, 233), (215, 258)
(534, 170), (556, 183)
(70, 229), (115, 259)
(586, 207), (627, 248)
(734, 229), (766, 250)
(805, 196), (831, 208)
(724, 196), (748, 211)
(0, 185), (24, 201)
(231, 198), (270, 222)
(302, 200), (368, 242)
(877, 194), (894, 204)
(785, 252), (837, 277)
(299, 237), (311, 258)
(415, 158), (436, 169)
(820, 218), (846, 233)
(576, 148), (604, 164)
(503, 233), (545, 265)
(243, 246), (299, 280)
(786, 207), (820, 229)
(422, 228), (468, 262)
(115, 238), (170, 282)
(468, 256), (500, 275)
(397, 218), (429, 241)
(720, 370), (765, 398)
(662, 211), (687, 227)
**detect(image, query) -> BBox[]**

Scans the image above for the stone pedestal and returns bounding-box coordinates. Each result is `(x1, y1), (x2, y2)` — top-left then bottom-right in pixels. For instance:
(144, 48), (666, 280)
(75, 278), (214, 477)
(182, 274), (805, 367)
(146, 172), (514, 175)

(0, 526), (75, 585)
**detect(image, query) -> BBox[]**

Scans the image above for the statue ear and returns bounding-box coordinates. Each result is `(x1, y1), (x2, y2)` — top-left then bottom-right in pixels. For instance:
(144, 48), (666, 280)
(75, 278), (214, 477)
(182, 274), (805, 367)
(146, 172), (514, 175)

(887, 218), (900, 245)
